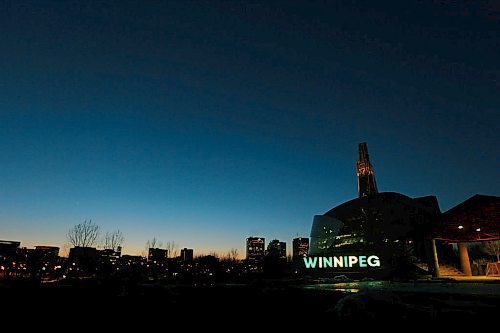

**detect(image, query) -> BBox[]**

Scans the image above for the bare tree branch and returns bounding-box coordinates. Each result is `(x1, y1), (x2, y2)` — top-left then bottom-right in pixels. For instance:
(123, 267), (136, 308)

(208, 251), (219, 258)
(67, 220), (100, 247)
(230, 248), (239, 261)
(102, 230), (124, 250)
(145, 237), (163, 253)
(165, 241), (179, 258)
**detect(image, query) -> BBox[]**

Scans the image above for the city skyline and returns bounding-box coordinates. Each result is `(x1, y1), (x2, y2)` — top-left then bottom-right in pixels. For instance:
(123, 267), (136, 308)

(1, 2), (499, 256)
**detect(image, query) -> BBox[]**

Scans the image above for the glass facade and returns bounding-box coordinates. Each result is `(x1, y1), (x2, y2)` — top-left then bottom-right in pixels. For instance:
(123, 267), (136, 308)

(310, 192), (440, 261)
(309, 215), (343, 255)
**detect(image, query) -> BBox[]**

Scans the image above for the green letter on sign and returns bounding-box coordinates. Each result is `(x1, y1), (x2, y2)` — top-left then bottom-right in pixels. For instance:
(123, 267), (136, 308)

(303, 257), (318, 268)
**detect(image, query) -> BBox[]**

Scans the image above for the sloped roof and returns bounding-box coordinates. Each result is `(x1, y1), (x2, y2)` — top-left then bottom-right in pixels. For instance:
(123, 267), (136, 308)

(433, 194), (500, 242)
(323, 192), (440, 241)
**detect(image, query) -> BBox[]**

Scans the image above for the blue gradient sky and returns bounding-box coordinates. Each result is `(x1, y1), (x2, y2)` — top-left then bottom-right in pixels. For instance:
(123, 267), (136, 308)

(1, 1), (499, 256)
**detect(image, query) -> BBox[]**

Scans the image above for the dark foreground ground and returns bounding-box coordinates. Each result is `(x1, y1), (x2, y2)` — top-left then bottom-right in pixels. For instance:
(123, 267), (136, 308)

(1, 278), (498, 320)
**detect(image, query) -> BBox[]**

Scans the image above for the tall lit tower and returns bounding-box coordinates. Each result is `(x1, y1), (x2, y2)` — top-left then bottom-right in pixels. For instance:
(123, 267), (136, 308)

(357, 142), (378, 197)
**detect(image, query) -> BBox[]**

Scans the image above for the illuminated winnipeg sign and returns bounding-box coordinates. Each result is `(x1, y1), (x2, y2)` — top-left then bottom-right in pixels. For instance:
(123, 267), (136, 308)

(303, 255), (381, 269)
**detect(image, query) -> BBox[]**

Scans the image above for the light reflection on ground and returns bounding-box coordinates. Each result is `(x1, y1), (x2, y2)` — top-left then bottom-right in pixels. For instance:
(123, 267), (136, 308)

(302, 280), (500, 295)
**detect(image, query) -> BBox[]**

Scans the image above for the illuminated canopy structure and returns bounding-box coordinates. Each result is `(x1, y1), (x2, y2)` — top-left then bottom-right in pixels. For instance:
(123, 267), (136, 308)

(433, 194), (500, 243)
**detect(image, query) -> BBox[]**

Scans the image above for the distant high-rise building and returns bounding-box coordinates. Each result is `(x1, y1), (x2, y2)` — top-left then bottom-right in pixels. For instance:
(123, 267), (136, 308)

(357, 142), (378, 197)
(279, 242), (286, 259)
(0, 240), (20, 258)
(148, 248), (168, 263)
(292, 237), (309, 260)
(246, 237), (265, 261)
(120, 255), (145, 266)
(266, 239), (286, 259)
(98, 248), (121, 266)
(26, 246), (59, 272)
(180, 248), (194, 262)
(69, 246), (99, 272)
(34, 246), (59, 259)
(69, 246), (98, 261)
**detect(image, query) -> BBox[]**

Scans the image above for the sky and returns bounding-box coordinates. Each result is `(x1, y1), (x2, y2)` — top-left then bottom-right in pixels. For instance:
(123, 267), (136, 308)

(0, 1), (499, 256)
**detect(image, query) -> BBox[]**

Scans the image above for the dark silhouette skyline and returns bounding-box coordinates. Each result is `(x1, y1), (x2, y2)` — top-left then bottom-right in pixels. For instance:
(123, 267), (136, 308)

(0, 1), (498, 254)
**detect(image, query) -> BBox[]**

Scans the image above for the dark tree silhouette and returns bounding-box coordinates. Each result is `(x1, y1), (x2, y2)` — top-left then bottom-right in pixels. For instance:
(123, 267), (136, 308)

(67, 220), (100, 247)
(144, 237), (163, 256)
(483, 241), (500, 261)
(166, 241), (179, 258)
(146, 237), (162, 249)
(102, 230), (124, 250)
(229, 248), (239, 261)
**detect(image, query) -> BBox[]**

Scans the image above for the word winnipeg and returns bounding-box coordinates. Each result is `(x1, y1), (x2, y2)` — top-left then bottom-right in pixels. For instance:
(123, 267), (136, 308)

(303, 255), (381, 269)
